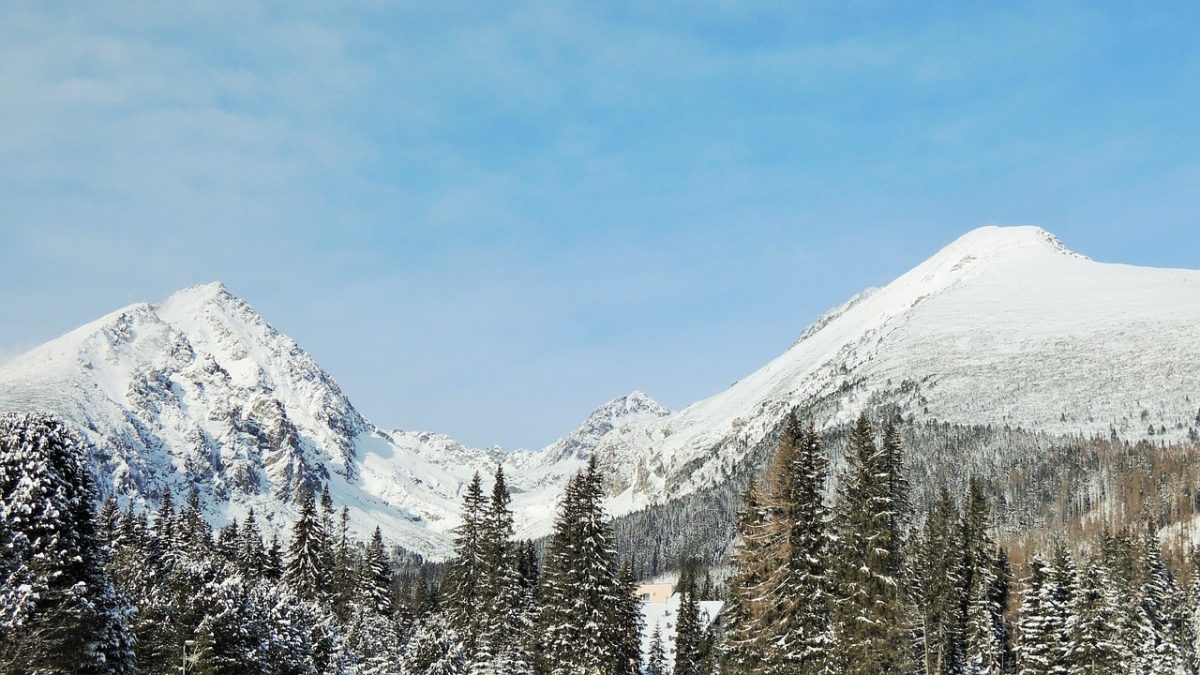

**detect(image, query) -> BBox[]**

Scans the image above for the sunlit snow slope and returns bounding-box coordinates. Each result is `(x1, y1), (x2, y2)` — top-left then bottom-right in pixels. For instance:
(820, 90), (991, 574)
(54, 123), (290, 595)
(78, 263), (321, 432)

(591, 226), (1200, 516)
(0, 282), (666, 557)
(2, 226), (1197, 555)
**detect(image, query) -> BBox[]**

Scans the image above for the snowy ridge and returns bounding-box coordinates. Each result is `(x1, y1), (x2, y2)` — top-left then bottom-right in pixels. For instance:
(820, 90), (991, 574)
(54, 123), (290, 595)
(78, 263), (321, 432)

(0, 282), (667, 557)
(589, 226), (1200, 518)
(3, 226), (1199, 555)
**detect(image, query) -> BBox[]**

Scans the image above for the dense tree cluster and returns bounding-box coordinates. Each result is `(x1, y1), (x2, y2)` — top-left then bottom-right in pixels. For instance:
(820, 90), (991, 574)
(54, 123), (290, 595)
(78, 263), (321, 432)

(717, 410), (1200, 674)
(9, 409), (1200, 674)
(0, 414), (134, 673)
(0, 413), (642, 674)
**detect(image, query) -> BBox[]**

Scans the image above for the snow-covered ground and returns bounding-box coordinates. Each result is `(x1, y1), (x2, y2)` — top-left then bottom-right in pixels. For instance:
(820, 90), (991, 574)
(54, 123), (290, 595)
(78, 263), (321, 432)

(2, 226), (1198, 557)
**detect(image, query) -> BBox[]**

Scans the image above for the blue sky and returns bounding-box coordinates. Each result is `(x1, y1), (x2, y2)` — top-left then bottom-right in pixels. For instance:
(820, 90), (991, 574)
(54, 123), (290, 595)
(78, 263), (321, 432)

(2, 2), (1198, 449)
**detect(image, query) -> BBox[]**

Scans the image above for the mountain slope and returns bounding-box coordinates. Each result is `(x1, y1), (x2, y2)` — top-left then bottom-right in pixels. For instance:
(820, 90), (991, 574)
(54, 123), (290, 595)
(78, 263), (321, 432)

(591, 226), (1200, 516)
(3, 226), (1198, 556)
(0, 282), (667, 556)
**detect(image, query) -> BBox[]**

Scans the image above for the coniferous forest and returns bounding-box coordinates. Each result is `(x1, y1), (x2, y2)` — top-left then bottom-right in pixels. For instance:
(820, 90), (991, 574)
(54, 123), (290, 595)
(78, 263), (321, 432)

(5, 410), (1200, 674)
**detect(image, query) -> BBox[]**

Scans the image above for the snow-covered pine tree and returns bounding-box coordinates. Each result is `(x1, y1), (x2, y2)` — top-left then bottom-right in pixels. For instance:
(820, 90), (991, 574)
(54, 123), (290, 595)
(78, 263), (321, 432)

(106, 502), (180, 673)
(285, 484), (331, 601)
(1048, 541), (1078, 668)
(539, 457), (630, 673)
(238, 508), (266, 580)
(718, 479), (775, 672)
(0, 413), (136, 674)
(361, 526), (395, 617)
(1134, 525), (1187, 673)
(265, 533), (284, 581)
(97, 493), (120, 542)
(617, 562), (644, 674)
(764, 416), (834, 673)
(403, 612), (467, 675)
(330, 505), (355, 622)
(476, 466), (531, 672)
(1016, 556), (1053, 675)
(647, 622), (668, 675)
(963, 550), (1003, 675)
(1065, 561), (1123, 673)
(180, 487), (211, 554)
(192, 574), (266, 673)
(444, 471), (489, 658)
(830, 412), (906, 673)
(675, 566), (704, 675)
(1016, 552), (1070, 675)
(1186, 548), (1200, 674)
(320, 482), (336, 526)
(218, 520), (241, 561)
(879, 419), (910, 584)
(157, 485), (176, 542)
(990, 548), (1015, 673)
(915, 486), (965, 674)
(346, 602), (404, 674)
(961, 478), (1007, 675)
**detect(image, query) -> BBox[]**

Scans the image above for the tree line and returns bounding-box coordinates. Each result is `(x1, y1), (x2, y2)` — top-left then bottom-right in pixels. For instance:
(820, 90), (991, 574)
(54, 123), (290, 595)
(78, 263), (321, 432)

(6, 409), (1200, 673)
(718, 411), (1200, 674)
(0, 413), (644, 674)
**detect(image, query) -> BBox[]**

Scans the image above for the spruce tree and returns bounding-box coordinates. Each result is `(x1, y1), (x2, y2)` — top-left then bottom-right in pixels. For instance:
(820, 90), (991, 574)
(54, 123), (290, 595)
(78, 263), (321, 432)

(647, 622), (668, 675)
(265, 534), (284, 581)
(402, 613), (467, 675)
(330, 505), (355, 621)
(284, 485), (330, 601)
(675, 566), (704, 675)
(157, 486), (176, 537)
(962, 478), (1007, 675)
(444, 472), (489, 657)
(831, 412), (905, 673)
(362, 526), (395, 617)
(916, 486), (965, 674)
(539, 458), (630, 673)
(617, 562), (644, 675)
(476, 466), (530, 670)
(1017, 551), (1070, 675)
(1016, 555), (1054, 675)
(963, 550), (1003, 675)
(238, 509), (266, 580)
(180, 487), (210, 553)
(1049, 540), (1078, 663)
(719, 480), (774, 672)
(1134, 526), (1186, 673)
(97, 493), (120, 542)
(991, 548), (1016, 673)
(771, 417), (833, 672)
(218, 521), (241, 561)
(1065, 561), (1123, 674)
(0, 413), (136, 674)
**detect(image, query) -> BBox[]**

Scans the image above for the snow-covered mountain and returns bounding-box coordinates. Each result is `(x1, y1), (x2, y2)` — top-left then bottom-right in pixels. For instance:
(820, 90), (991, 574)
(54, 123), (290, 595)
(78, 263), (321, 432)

(0, 281), (667, 557)
(590, 226), (1200, 517)
(2, 226), (1198, 556)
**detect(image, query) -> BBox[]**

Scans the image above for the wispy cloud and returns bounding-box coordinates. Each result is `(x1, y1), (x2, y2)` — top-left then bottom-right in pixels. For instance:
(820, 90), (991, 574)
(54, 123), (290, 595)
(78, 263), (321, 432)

(1, 1), (1197, 447)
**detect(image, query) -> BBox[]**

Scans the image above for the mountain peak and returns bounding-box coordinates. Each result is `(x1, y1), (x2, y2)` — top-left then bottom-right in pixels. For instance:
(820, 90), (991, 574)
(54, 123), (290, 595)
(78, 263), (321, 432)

(600, 390), (669, 418)
(938, 225), (1088, 263)
(158, 281), (236, 314)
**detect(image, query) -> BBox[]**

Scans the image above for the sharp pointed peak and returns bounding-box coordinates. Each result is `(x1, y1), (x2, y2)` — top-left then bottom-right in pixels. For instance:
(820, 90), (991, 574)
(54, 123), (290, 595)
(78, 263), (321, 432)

(596, 390), (669, 417)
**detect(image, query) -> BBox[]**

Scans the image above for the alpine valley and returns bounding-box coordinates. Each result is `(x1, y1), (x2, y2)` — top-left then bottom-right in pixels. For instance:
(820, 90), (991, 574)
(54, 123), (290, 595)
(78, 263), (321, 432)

(3, 225), (1199, 560)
